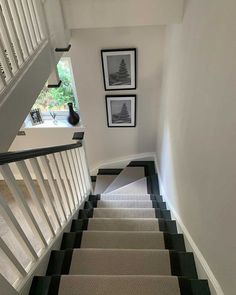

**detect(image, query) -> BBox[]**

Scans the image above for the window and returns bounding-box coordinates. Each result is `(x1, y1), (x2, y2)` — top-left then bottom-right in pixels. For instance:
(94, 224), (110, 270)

(30, 57), (78, 122)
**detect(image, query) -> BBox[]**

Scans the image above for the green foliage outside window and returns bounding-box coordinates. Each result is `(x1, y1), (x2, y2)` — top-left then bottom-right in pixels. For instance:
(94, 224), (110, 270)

(33, 59), (77, 112)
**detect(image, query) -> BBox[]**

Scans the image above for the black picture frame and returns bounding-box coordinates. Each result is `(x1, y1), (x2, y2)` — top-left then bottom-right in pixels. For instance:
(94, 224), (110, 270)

(29, 108), (43, 125)
(105, 95), (136, 128)
(101, 48), (137, 91)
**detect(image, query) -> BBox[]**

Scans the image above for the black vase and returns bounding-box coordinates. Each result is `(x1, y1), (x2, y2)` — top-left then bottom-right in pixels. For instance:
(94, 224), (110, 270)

(67, 103), (80, 126)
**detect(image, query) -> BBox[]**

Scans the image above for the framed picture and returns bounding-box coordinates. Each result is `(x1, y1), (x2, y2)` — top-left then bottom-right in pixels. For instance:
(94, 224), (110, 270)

(101, 48), (136, 91)
(105, 95), (136, 127)
(29, 108), (43, 125)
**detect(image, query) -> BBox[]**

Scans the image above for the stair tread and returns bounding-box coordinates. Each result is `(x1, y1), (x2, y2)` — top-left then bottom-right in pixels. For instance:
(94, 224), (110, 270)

(59, 275), (181, 295)
(104, 167), (145, 193)
(107, 177), (148, 194)
(94, 175), (117, 194)
(97, 200), (154, 208)
(87, 218), (160, 231)
(81, 231), (166, 249)
(69, 248), (171, 275)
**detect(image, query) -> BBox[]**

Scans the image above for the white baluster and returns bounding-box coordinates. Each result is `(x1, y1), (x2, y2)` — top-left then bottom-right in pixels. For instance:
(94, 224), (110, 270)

(67, 150), (81, 204)
(48, 154), (71, 217)
(0, 193), (38, 260)
(30, 158), (61, 230)
(26, 0), (41, 43)
(8, 0), (30, 59)
(16, 160), (55, 238)
(0, 236), (27, 276)
(71, 149), (83, 202)
(21, 0), (37, 48)
(0, 165), (47, 248)
(14, 0), (34, 53)
(55, 153), (75, 212)
(0, 0), (24, 65)
(0, 36), (14, 81)
(40, 156), (66, 223)
(75, 148), (87, 196)
(0, 6), (19, 73)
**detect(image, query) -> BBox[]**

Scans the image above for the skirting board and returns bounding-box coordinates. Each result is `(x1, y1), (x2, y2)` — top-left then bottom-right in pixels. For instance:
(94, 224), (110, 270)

(154, 156), (224, 295)
(90, 152), (156, 175)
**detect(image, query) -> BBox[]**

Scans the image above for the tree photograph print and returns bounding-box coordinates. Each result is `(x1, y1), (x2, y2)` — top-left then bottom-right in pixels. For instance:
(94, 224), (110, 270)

(106, 95), (136, 127)
(101, 49), (136, 90)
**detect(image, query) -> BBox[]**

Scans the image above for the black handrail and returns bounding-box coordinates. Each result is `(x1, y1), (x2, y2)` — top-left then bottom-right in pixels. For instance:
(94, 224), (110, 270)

(0, 142), (82, 165)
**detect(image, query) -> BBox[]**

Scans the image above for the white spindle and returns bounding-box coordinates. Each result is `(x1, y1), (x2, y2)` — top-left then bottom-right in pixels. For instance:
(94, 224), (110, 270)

(80, 146), (92, 191)
(0, 165), (47, 248)
(40, 156), (66, 223)
(54, 153), (74, 212)
(0, 0), (24, 65)
(61, 151), (78, 206)
(26, 0), (41, 43)
(75, 148), (87, 194)
(14, 0), (34, 53)
(48, 154), (72, 216)
(71, 149), (83, 202)
(21, 0), (37, 48)
(0, 236), (27, 276)
(67, 150), (81, 203)
(0, 36), (13, 81)
(0, 68), (6, 89)
(16, 161), (55, 238)
(30, 158), (61, 230)
(8, 0), (29, 59)
(0, 194), (38, 260)
(0, 7), (19, 73)
(32, 0), (45, 40)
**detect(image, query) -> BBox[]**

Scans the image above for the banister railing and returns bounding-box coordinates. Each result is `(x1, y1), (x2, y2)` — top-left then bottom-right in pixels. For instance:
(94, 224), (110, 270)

(0, 141), (92, 291)
(0, 0), (46, 94)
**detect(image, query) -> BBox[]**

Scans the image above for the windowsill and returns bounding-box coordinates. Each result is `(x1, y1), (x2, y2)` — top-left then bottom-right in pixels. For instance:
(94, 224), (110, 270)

(24, 119), (84, 129)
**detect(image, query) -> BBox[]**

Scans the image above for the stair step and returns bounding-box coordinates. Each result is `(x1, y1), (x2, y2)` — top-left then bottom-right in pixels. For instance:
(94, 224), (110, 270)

(94, 175), (117, 194)
(104, 167), (145, 194)
(108, 177), (148, 194)
(47, 249), (197, 278)
(100, 193), (152, 200)
(97, 200), (155, 208)
(71, 218), (178, 233)
(30, 276), (211, 295)
(61, 231), (186, 251)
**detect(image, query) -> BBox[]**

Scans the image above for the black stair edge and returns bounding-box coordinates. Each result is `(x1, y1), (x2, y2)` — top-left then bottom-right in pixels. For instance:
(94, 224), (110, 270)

(55, 44), (71, 52)
(170, 251), (198, 279)
(61, 232), (83, 250)
(178, 278), (211, 295)
(91, 176), (97, 182)
(155, 209), (171, 220)
(29, 276), (210, 295)
(158, 219), (178, 234)
(78, 208), (94, 219)
(46, 250), (73, 275)
(29, 276), (61, 295)
(47, 80), (62, 88)
(97, 168), (123, 175)
(71, 219), (88, 232)
(164, 233), (186, 251)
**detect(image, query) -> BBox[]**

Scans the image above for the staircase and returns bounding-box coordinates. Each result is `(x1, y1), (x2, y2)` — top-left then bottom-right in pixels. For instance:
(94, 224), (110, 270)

(30, 161), (210, 295)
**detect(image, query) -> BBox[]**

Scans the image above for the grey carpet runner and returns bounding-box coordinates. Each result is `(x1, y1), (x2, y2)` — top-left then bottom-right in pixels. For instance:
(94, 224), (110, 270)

(30, 162), (210, 295)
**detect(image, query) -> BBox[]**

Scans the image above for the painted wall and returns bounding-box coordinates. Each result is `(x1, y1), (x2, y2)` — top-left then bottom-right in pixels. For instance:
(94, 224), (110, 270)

(156, 0), (236, 294)
(62, 0), (184, 29)
(68, 26), (165, 171)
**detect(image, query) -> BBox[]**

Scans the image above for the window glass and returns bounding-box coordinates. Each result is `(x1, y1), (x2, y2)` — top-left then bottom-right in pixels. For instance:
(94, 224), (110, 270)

(32, 58), (78, 113)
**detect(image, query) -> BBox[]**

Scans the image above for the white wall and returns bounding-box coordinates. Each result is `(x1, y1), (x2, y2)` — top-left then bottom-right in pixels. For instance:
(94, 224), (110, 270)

(156, 0), (236, 294)
(68, 26), (165, 170)
(62, 0), (184, 29)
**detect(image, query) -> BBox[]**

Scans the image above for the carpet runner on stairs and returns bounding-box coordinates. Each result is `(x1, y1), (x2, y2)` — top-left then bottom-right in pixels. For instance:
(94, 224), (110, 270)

(30, 161), (210, 295)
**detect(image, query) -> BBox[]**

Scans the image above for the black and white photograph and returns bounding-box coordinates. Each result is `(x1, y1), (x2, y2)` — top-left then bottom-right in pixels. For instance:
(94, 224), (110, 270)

(29, 108), (43, 125)
(101, 49), (136, 91)
(105, 95), (136, 127)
